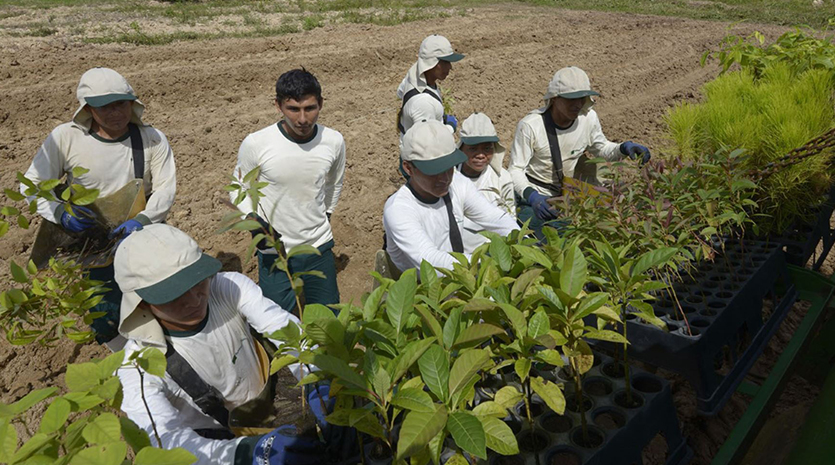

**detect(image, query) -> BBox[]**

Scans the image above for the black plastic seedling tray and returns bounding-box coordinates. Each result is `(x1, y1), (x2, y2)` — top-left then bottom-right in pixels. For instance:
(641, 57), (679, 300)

(590, 240), (797, 415)
(484, 354), (691, 465)
(769, 184), (835, 270)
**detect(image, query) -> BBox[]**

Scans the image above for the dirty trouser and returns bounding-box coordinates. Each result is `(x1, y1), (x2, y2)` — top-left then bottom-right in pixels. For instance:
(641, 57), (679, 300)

(87, 264), (122, 345)
(257, 240), (340, 315)
(516, 195), (569, 242)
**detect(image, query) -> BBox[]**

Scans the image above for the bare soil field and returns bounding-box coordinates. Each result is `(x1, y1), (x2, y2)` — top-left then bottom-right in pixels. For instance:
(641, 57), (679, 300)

(1, 3), (815, 464)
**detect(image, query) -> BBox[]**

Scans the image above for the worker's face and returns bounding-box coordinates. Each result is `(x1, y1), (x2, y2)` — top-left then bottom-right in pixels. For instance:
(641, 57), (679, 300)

(88, 100), (133, 135)
(461, 142), (495, 174)
(276, 94), (321, 140)
(551, 96), (585, 124)
(404, 161), (454, 198)
(426, 60), (452, 83)
(145, 278), (211, 330)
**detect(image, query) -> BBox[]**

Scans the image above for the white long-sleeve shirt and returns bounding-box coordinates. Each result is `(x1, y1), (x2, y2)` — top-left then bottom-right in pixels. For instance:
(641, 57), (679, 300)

(232, 123), (346, 251)
(117, 272), (303, 465)
(508, 108), (621, 196)
(396, 78), (452, 142)
(22, 122), (176, 225)
(459, 166), (516, 253)
(384, 171), (519, 273)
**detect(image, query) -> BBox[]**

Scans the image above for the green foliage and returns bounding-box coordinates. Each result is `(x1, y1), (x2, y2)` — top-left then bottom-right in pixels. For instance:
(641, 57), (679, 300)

(0, 350), (197, 465)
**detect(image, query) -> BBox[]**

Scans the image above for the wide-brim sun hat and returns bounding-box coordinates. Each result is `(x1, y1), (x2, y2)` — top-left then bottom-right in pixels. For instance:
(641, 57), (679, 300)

(115, 224), (221, 347)
(402, 120), (467, 176)
(72, 67), (146, 129)
(543, 66), (599, 114)
(457, 112), (507, 174)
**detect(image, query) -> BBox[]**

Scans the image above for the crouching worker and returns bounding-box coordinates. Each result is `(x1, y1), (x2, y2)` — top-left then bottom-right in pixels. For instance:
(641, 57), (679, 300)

(384, 120), (519, 273)
(114, 224), (354, 465)
(456, 113), (516, 252)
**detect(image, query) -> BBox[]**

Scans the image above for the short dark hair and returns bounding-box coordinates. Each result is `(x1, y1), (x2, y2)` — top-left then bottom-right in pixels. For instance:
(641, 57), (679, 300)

(275, 68), (322, 104)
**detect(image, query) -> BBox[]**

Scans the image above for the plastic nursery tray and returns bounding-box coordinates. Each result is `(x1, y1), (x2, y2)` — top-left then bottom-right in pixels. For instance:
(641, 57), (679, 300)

(770, 185), (835, 270)
(483, 353), (691, 465)
(595, 239), (798, 415)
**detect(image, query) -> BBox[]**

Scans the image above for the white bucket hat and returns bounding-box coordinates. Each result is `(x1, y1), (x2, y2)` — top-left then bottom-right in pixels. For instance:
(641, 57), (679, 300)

(115, 224), (221, 347)
(457, 112), (507, 174)
(402, 120), (467, 176)
(543, 66), (599, 114)
(72, 67), (146, 130)
(397, 35), (464, 97)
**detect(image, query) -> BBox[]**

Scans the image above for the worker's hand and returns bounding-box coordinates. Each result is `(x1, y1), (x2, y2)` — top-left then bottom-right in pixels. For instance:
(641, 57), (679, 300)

(444, 114), (458, 132)
(251, 425), (328, 465)
(620, 141), (651, 165)
(247, 214), (281, 251)
(528, 191), (558, 221)
(306, 383), (358, 460)
(60, 205), (96, 233)
(109, 219), (143, 240)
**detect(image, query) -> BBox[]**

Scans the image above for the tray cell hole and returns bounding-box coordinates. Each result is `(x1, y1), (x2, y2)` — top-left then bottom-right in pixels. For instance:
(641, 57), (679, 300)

(685, 294), (704, 304)
(565, 394), (594, 414)
(614, 390), (645, 409)
(515, 399), (547, 419)
(541, 412), (573, 434)
(716, 291), (734, 299)
(601, 361), (626, 379)
(546, 448), (582, 465)
(593, 408), (626, 431)
(518, 430), (550, 453)
(569, 426), (605, 449)
(493, 456), (526, 465)
(691, 318), (710, 329)
(583, 377), (613, 397)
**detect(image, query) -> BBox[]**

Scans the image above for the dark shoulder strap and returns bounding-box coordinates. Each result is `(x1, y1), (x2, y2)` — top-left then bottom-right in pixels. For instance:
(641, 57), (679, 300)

(127, 123), (144, 180)
(540, 112), (564, 191)
(397, 88), (444, 134)
(442, 194), (464, 254)
(165, 341), (231, 429)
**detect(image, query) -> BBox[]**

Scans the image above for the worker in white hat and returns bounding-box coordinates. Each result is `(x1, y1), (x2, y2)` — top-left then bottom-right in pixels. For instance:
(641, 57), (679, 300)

(20, 67), (176, 348)
(114, 224), (351, 465)
(508, 66), (650, 237)
(456, 112), (516, 252)
(395, 34), (464, 177)
(384, 120), (519, 273)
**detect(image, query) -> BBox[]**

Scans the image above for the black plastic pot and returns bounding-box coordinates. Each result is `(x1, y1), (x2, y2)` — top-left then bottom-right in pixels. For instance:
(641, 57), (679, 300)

(488, 354), (691, 465)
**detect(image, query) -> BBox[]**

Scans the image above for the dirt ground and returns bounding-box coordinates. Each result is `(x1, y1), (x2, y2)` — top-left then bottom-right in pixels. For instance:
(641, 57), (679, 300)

(1, 3), (818, 463)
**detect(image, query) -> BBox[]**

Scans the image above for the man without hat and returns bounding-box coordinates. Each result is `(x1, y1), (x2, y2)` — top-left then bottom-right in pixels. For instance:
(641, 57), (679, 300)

(114, 224), (351, 465)
(384, 120), (519, 273)
(508, 66), (651, 236)
(232, 69), (345, 315)
(21, 67), (177, 349)
(456, 112), (517, 252)
(395, 34), (464, 176)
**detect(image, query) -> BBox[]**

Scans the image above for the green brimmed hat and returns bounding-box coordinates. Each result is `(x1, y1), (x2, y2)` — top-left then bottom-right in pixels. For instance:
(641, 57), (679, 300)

(543, 66), (599, 114)
(401, 120), (467, 176)
(115, 224), (221, 347)
(72, 67), (145, 129)
(457, 112), (507, 174)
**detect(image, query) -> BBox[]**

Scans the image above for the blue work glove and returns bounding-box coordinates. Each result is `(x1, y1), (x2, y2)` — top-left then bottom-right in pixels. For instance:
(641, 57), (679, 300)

(60, 205), (96, 233)
(109, 219), (143, 240)
(528, 190), (558, 221)
(247, 214), (281, 251)
(306, 384), (358, 460)
(620, 141), (651, 165)
(251, 425), (329, 465)
(444, 114), (458, 132)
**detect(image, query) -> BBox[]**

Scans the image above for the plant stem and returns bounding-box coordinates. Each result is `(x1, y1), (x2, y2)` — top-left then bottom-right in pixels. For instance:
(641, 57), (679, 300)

(571, 358), (588, 444)
(523, 378), (533, 430)
(623, 314), (632, 406)
(136, 366), (163, 447)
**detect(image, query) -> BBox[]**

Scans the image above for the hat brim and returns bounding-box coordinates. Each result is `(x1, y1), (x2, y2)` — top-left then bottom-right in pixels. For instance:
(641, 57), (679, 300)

(559, 90), (599, 99)
(460, 135), (499, 146)
(438, 52), (465, 62)
(85, 93), (137, 108)
(411, 149), (468, 176)
(136, 254), (222, 305)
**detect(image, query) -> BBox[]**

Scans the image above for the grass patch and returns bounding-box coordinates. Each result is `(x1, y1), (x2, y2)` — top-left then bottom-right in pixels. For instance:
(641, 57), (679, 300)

(302, 13), (325, 30)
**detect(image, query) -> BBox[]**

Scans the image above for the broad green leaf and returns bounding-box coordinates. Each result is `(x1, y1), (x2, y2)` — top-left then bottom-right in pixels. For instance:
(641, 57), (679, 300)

(134, 447), (197, 465)
(481, 416), (519, 455)
(449, 349), (490, 402)
(497, 303), (526, 339)
(301, 353), (367, 391)
(530, 377), (565, 415)
(9, 433), (51, 463)
(585, 330), (629, 344)
(362, 284), (387, 322)
(494, 386), (523, 410)
(632, 247), (678, 277)
(389, 337), (436, 384)
(230, 219), (262, 232)
(390, 388), (435, 413)
(512, 244), (553, 268)
(574, 292), (609, 321)
(17, 172), (36, 190)
(82, 413), (121, 445)
(63, 392), (105, 411)
(427, 430), (446, 465)
(442, 307), (462, 350)
(472, 401), (507, 418)
(371, 366), (391, 403)
(511, 269), (543, 301)
(445, 452), (469, 465)
(10, 388), (58, 415)
(70, 187), (100, 206)
(301, 304), (336, 324)
(453, 324), (504, 349)
(0, 420), (19, 462)
(593, 306), (622, 323)
(560, 245), (587, 298)
(396, 405), (448, 461)
(71, 167), (90, 178)
(287, 244), (321, 259)
(119, 417), (151, 454)
(134, 348), (166, 377)
(4, 189), (26, 202)
(387, 269), (417, 335)
(413, 304), (443, 340)
(514, 358), (531, 382)
(463, 298), (498, 312)
(10, 261), (27, 283)
(418, 344), (449, 402)
(348, 408), (385, 439)
(39, 398), (70, 434)
(98, 351), (126, 379)
(447, 411), (486, 459)
(534, 349), (564, 367)
(488, 237), (512, 272)
(528, 310), (550, 339)
(270, 354), (298, 375)
(305, 318), (345, 348)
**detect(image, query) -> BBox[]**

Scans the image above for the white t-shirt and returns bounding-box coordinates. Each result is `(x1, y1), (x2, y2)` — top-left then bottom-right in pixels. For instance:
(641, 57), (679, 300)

(232, 123), (346, 251)
(459, 166), (516, 253)
(508, 108), (621, 196)
(395, 78), (452, 142)
(22, 122), (176, 225)
(117, 272), (303, 465)
(384, 171), (519, 273)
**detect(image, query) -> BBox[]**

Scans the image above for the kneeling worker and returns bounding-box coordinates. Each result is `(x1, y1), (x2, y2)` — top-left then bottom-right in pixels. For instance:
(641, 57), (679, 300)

(384, 120), (519, 273)
(114, 224), (349, 465)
